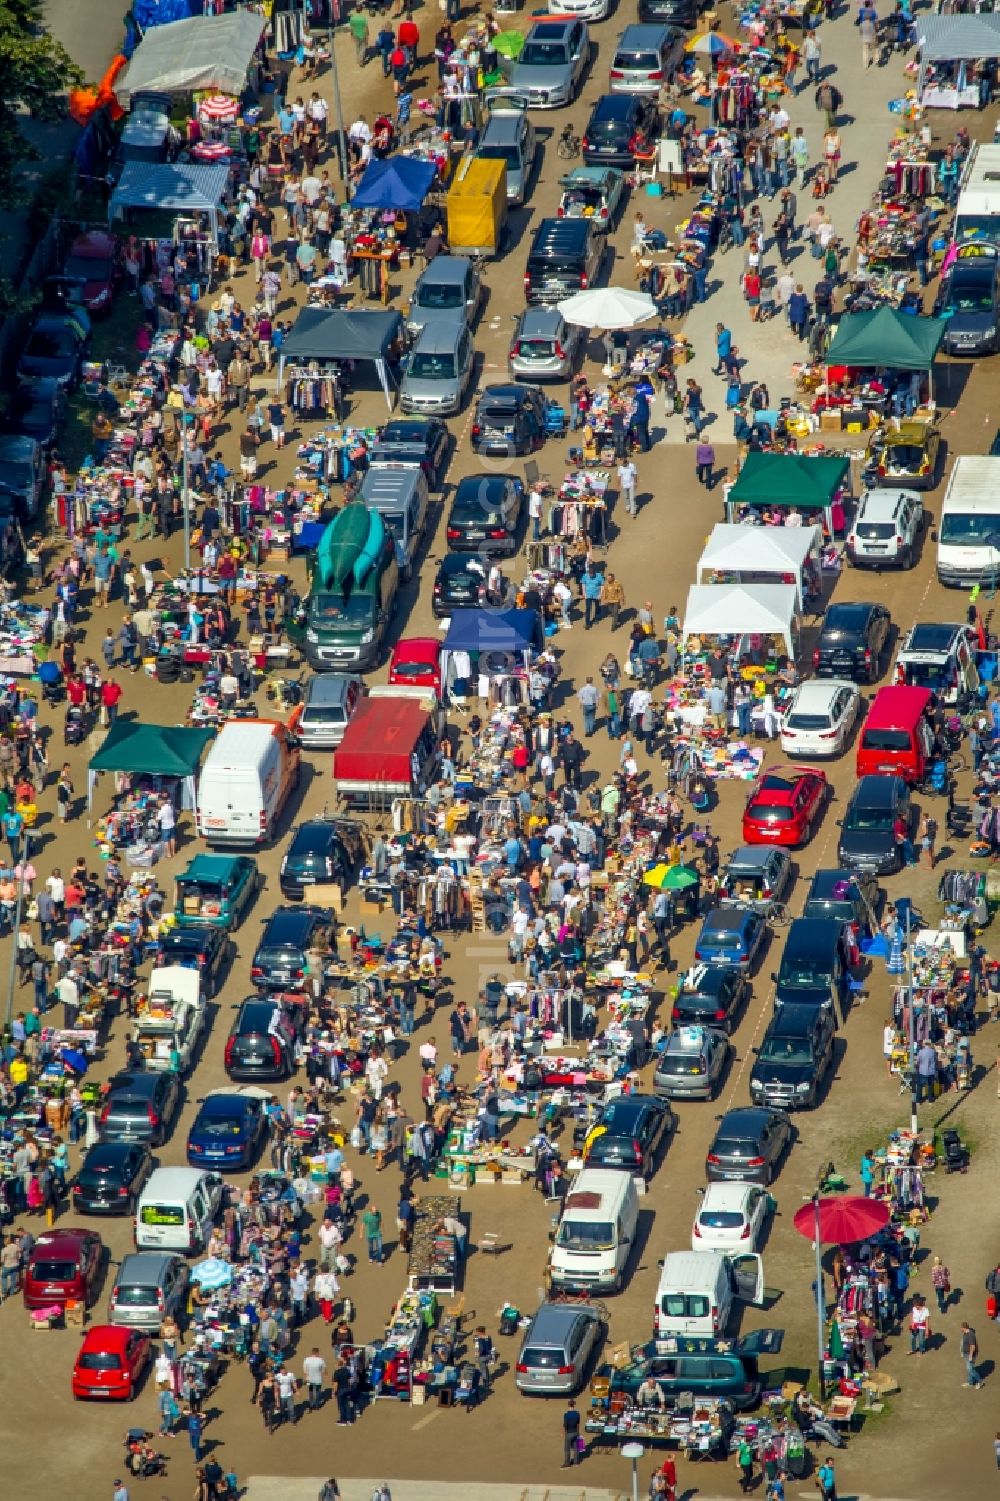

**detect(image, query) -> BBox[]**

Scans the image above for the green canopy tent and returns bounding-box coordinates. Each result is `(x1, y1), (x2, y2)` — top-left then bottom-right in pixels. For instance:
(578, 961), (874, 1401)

(823, 307), (947, 401)
(87, 721), (214, 810)
(725, 451), (850, 532)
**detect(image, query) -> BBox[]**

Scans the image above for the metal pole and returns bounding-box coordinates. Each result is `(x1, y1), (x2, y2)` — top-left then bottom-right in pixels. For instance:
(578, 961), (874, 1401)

(814, 1194), (826, 1401)
(4, 831), (33, 1031)
(906, 907), (919, 1133)
(328, 19), (349, 187)
(181, 416), (192, 573)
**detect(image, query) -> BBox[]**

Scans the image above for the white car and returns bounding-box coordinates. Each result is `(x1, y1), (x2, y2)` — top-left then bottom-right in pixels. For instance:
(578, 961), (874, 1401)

(779, 679), (860, 759)
(692, 1181), (771, 1253)
(548, 0), (609, 19)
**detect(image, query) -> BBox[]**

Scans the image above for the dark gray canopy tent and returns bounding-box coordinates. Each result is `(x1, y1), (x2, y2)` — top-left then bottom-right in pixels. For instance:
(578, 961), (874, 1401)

(277, 308), (403, 409)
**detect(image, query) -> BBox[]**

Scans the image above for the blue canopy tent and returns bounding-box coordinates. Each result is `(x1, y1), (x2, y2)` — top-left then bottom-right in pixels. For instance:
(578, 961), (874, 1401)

(441, 608), (544, 702)
(351, 156), (437, 212)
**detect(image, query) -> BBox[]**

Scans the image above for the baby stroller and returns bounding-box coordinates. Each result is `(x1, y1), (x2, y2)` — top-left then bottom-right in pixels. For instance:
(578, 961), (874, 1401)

(124, 1429), (167, 1478)
(64, 705), (86, 746)
(38, 660), (63, 705)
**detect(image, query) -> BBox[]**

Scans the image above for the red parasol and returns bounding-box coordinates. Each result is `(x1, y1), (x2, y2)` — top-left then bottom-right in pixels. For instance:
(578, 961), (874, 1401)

(793, 1195), (889, 1245)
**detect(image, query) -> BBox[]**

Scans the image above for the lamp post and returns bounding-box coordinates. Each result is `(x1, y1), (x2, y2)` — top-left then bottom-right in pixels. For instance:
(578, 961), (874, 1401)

(326, 3), (349, 186)
(4, 829), (34, 1032)
(622, 1440), (645, 1501)
(905, 905), (919, 1133)
(811, 1192), (826, 1401)
(180, 413), (192, 573)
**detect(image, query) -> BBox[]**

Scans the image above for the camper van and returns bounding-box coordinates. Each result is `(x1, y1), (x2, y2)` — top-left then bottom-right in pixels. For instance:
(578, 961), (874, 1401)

(196, 720), (300, 847)
(936, 456), (1000, 588)
(547, 1168), (639, 1294)
(954, 142), (1000, 245)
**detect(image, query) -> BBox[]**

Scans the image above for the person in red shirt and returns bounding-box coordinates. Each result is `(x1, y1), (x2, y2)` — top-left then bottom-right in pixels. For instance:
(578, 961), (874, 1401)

(100, 677), (124, 726)
(66, 674), (87, 709)
(398, 16), (419, 60)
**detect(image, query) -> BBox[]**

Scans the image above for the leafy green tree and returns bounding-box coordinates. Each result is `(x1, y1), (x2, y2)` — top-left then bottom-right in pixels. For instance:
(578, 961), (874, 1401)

(0, 0), (83, 206)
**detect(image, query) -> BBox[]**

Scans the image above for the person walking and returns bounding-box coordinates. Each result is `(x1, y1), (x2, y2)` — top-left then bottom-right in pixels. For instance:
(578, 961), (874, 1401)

(600, 572), (625, 630)
(788, 284), (810, 341)
(561, 1399), (582, 1467)
(333, 1355), (354, 1425)
(713, 322), (732, 375)
(909, 1293), (931, 1355)
(859, 1), (879, 68)
(303, 1348), (327, 1409)
(187, 1407), (206, 1463)
(815, 78), (842, 128)
(961, 1322), (983, 1387)
(577, 678), (600, 737)
(790, 126), (810, 188)
(362, 1204), (383, 1263)
(349, 7), (369, 64)
(816, 1456), (837, 1501)
(736, 1436), (755, 1492)
(617, 457), (638, 517)
(695, 438), (715, 489)
(928, 1255), (951, 1315)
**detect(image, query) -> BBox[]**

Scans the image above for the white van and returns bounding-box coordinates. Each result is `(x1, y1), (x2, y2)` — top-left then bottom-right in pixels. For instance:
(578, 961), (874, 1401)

(131, 966), (204, 1074)
(548, 1168), (638, 1294)
(954, 142), (1000, 245)
(936, 456), (1000, 588)
(135, 1167), (224, 1253)
(196, 720), (300, 846)
(654, 1250), (764, 1342)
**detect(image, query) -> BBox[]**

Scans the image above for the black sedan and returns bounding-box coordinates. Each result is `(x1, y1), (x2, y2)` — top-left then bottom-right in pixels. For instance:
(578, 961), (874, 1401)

(706, 1106), (793, 1187)
(71, 1142), (154, 1215)
(17, 312), (88, 389)
(583, 94), (660, 168)
(585, 1093), (676, 1178)
(671, 965), (750, 1035)
(154, 924), (232, 998)
(369, 416), (450, 490)
(4, 379), (65, 452)
(812, 601), (891, 683)
(470, 384), (548, 458)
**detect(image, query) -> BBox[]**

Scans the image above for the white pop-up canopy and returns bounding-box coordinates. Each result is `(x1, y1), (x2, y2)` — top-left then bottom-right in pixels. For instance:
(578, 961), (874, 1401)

(117, 11), (267, 102)
(695, 524), (822, 611)
(682, 583), (799, 658)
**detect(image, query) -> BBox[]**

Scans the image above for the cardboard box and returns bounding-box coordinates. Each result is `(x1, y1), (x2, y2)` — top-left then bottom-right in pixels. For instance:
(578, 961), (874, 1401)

(820, 410), (842, 432)
(610, 1342), (632, 1370)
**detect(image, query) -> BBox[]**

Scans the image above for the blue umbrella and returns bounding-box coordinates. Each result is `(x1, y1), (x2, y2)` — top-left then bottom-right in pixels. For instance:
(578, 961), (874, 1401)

(190, 1258), (234, 1290)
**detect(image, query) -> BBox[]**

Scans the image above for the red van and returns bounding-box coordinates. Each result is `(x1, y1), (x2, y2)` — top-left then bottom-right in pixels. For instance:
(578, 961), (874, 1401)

(855, 686), (935, 785)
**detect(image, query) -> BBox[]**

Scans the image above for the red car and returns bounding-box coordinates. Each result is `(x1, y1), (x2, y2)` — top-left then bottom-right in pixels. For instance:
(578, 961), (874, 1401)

(72, 1325), (150, 1401)
(388, 637), (442, 697)
(742, 766), (829, 847)
(62, 231), (119, 314)
(23, 1227), (104, 1310)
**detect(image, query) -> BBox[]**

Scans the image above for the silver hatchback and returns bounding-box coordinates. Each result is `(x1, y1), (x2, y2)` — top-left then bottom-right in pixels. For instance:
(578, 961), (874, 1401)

(609, 22), (684, 93)
(509, 307), (583, 382)
(515, 1301), (605, 1395)
(405, 255), (482, 339)
(400, 321), (476, 415)
(109, 1250), (190, 1330)
(653, 1025), (729, 1101)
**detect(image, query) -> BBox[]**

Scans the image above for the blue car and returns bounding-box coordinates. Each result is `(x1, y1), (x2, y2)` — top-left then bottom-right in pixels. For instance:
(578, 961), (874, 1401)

(186, 1090), (268, 1170)
(694, 908), (767, 972)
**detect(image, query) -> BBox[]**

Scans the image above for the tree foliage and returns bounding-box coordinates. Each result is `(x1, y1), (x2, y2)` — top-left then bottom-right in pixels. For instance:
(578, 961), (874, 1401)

(0, 0), (83, 207)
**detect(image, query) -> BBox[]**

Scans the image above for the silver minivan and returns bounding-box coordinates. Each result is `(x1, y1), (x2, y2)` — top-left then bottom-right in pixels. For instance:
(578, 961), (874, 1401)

(609, 22), (683, 92)
(477, 96), (538, 205)
(406, 255), (482, 339)
(296, 673), (363, 749)
(515, 1301), (605, 1395)
(400, 321), (476, 415)
(358, 467), (430, 581)
(109, 1250), (190, 1329)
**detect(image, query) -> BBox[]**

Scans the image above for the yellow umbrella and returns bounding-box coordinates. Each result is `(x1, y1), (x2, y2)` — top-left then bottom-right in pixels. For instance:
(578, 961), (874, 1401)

(643, 863), (672, 889)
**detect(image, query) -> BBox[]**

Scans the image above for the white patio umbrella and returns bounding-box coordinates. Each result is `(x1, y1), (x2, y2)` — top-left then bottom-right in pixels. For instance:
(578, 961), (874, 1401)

(556, 286), (658, 331)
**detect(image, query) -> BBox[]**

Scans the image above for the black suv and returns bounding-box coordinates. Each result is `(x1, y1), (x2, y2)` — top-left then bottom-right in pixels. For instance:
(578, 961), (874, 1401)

(470, 384), (547, 458)
(524, 218), (605, 305)
(432, 553), (489, 616)
(99, 1071), (181, 1147)
(670, 966), (749, 1035)
(812, 601), (891, 682)
(585, 1093), (676, 1178)
(251, 905), (333, 990)
(583, 94), (660, 168)
(837, 774), (912, 875)
(446, 474), (524, 556)
(750, 1004), (836, 1111)
(280, 819), (361, 901)
(154, 924), (231, 998)
(803, 868), (880, 934)
(225, 998), (298, 1080)
(639, 0), (699, 22)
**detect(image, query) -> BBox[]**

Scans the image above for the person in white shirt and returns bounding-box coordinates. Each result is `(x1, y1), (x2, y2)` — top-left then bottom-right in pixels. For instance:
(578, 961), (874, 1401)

(418, 1038), (438, 1068)
(157, 798), (176, 857)
(302, 1349), (327, 1410)
(553, 578), (572, 628)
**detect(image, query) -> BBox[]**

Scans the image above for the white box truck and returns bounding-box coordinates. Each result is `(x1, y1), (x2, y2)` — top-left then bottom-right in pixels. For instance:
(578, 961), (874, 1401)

(936, 455), (1000, 588)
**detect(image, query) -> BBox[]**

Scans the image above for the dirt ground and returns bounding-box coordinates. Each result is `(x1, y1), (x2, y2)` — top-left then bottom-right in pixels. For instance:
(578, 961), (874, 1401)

(7, 0), (1000, 1497)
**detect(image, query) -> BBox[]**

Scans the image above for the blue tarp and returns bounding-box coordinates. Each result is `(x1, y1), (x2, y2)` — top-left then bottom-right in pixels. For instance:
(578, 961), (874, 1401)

(442, 609), (544, 657)
(132, 0), (197, 32)
(351, 156), (437, 212)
